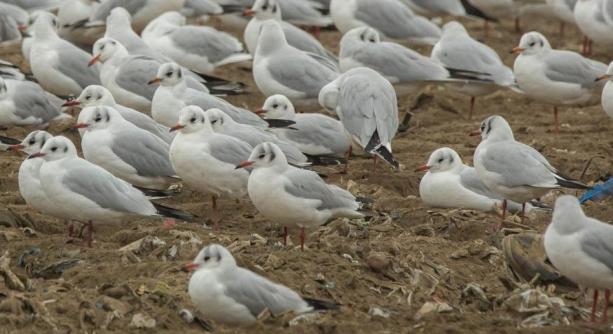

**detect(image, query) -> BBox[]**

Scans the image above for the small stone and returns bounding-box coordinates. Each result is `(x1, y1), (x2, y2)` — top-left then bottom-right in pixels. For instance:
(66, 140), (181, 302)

(366, 252), (390, 273)
(265, 254), (285, 269)
(179, 309), (194, 323)
(368, 306), (391, 319)
(288, 312), (321, 326)
(414, 301), (453, 320)
(130, 313), (156, 329)
(21, 227), (37, 237)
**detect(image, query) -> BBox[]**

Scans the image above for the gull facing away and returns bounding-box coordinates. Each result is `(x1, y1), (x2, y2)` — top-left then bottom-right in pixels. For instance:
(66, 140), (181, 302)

(544, 195), (613, 322)
(169, 106), (252, 224)
(329, 0), (441, 46)
(76, 106), (178, 190)
(243, 0), (337, 63)
(186, 244), (338, 325)
(31, 136), (193, 246)
(430, 21), (514, 119)
(253, 20), (339, 106)
(512, 31), (607, 133)
(0, 77), (68, 127)
(597, 61), (613, 118)
(150, 62), (266, 128)
(141, 11), (251, 75)
(417, 147), (539, 214)
(29, 12), (101, 97)
(574, 0), (613, 55)
(472, 115), (587, 221)
(319, 67), (399, 170)
(65, 85), (175, 144)
(258, 94), (352, 157)
(236, 142), (363, 250)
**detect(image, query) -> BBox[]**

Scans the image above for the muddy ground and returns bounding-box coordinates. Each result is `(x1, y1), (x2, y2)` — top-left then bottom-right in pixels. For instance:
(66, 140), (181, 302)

(1, 11), (613, 334)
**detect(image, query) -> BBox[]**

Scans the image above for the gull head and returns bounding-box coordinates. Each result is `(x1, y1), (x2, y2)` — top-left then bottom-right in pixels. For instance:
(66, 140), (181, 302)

(91, 37), (126, 65)
(171, 105), (207, 133)
(237, 142), (287, 170)
(418, 147), (463, 173)
(513, 31), (550, 55)
(72, 85), (115, 108)
(255, 20), (286, 56)
(77, 106), (120, 131)
(10, 130), (52, 155)
(204, 108), (232, 132)
(33, 12), (59, 38)
(441, 21), (468, 37)
(150, 62), (184, 87)
(155, 11), (187, 27)
(474, 115), (514, 142)
(258, 94), (295, 119)
(0, 77), (7, 99)
(184, 244), (236, 272)
(343, 26), (380, 44)
(245, 0), (281, 20)
(107, 7), (133, 28)
(551, 195), (585, 234)
(29, 136), (77, 161)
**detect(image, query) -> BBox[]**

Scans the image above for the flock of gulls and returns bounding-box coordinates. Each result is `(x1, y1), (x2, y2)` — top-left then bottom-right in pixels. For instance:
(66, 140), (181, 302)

(0, 0), (612, 328)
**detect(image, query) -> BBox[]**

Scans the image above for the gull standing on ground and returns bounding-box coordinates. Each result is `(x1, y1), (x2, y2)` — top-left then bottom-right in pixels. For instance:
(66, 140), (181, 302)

(76, 106), (178, 190)
(186, 244), (337, 325)
(29, 12), (101, 97)
(472, 115), (587, 221)
(417, 147), (537, 213)
(243, 0), (337, 63)
(0, 77), (68, 127)
(141, 11), (251, 75)
(257, 94), (351, 157)
(596, 61), (613, 118)
(169, 106), (252, 222)
(431, 21), (514, 119)
(545, 0), (577, 36)
(544, 195), (613, 322)
(237, 142), (363, 249)
(574, 0), (613, 55)
(65, 85), (174, 144)
(253, 20), (339, 105)
(512, 31), (607, 133)
(150, 62), (266, 128)
(32, 136), (193, 246)
(329, 0), (441, 45)
(319, 67), (399, 170)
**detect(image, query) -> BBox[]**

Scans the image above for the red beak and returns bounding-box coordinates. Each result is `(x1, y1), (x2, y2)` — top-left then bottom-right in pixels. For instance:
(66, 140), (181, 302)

(469, 130), (481, 137)
(235, 160), (253, 169)
(88, 54), (101, 66)
(255, 108), (266, 115)
(148, 77), (161, 85)
(510, 47), (525, 54)
(62, 99), (81, 107)
(72, 123), (89, 129)
(414, 164), (430, 172)
(8, 144), (24, 151)
(28, 152), (46, 159)
(596, 74), (611, 82)
(183, 263), (199, 272)
(169, 124), (185, 132)
(243, 9), (256, 17)
(17, 24), (28, 32)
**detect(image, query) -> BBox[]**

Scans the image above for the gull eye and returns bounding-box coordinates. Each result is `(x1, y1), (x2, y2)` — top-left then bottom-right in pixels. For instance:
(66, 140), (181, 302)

(528, 42), (535, 47)
(437, 158), (444, 163)
(203, 256), (210, 262)
(211, 119), (217, 124)
(262, 4), (268, 10)
(369, 37), (376, 42)
(110, 40), (116, 45)
(258, 153), (265, 159)
(51, 146), (57, 152)
(166, 71), (173, 77)
(271, 5), (277, 13)
(190, 117), (196, 123)
(28, 139), (36, 145)
(94, 116), (102, 122)
(85, 95), (91, 100)
(272, 103), (278, 108)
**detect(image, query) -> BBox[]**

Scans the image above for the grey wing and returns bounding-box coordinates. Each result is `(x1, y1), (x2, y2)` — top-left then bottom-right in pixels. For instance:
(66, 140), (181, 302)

(284, 167), (358, 210)
(543, 51), (608, 87)
(117, 106), (174, 144)
(187, 91), (266, 127)
(115, 56), (159, 100)
(580, 222), (613, 272)
(280, 0), (327, 23)
(91, 0), (148, 21)
(481, 142), (558, 188)
(62, 160), (153, 213)
(12, 81), (61, 122)
(207, 134), (253, 166)
(171, 26), (244, 64)
(268, 52), (338, 96)
(224, 268), (308, 317)
(338, 73), (398, 147)
(355, 0), (439, 40)
(282, 22), (333, 59)
(111, 130), (175, 177)
(56, 41), (101, 89)
(0, 14), (19, 42)
(184, 0), (223, 15)
(603, 0), (613, 23)
(459, 166), (500, 198)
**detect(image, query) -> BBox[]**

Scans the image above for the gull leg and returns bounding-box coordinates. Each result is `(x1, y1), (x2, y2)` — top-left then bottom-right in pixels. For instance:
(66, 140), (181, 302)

(283, 226), (288, 246)
(342, 146), (352, 174)
(308, 26), (321, 39)
(604, 289), (610, 322)
(68, 222), (74, 238)
(211, 195), (220, 231)
(553, 106), (559, 135)
(85, 221), (93, 248)
(592, 289), (599, 323)
(469, 96), (476, 120)
(588, 39), (593, 56)
(300, 227), (305, 251)
(521, 202), (526, 223)
(497, 200), (507, 230)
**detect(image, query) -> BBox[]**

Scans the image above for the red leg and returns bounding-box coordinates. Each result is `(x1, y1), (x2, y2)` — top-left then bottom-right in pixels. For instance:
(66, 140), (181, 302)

(604, 289), (610, 322)
(588, 39), (593, 55)
(300, 227), (305, 251)
(521, 202), (526, 223)
(553, 106), (559, 135)
(283, 226), (288, 246)
(342, 146), (352, 174)
(85, 221), (93, 248)
(68, 223), (74, 238)
(592, 289), (599, 323)
(211, 195), (219, 231)
(469, 96), (476, 120)
(308, 26), (321, 39)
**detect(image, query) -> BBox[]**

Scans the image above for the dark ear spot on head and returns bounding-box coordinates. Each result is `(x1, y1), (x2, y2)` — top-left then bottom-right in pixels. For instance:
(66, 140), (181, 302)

(540, 40), (543, 47)
(359, 32), (365, 41)
(448, 154), (454, 164)
(271, 4), (277, 13)
(269, 149), (276, 162)
(486, 119), (493, 134)
(63, 146), (68, 153)
(216, 253), (221, 262)
(105, 112), (110, 122)
(177, 70), (182, 78)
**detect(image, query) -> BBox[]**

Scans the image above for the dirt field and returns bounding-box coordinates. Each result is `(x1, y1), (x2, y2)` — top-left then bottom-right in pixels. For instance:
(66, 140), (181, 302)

(1, 12), (613, 334)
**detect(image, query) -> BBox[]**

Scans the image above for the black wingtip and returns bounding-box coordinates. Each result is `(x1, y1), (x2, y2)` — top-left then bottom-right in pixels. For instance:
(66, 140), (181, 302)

(135, 186), (181, 198)
(305, 154), (347, 166)
(0, 135), (21, 146)
(556, 177), (589, 190)
(374, 146), (399, 169)
(460, 0), (498, 22)
(153, 202), (195, 222)
(264, 119), (296, 128)
(303, 297), (340, 311)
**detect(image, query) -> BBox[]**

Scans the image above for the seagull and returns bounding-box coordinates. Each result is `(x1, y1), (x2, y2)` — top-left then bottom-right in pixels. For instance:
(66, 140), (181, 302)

(0, 2), (29, 32)
(574, 0), (613, 55)
(401, 0), (466, 17)
(29, 12), (101, 97)
(596, 61), (613, 118)
(57, 0), (103, 46)
(141, 11), (251, 75)
(544, 195), (613, 322)
(431, 21), (514, 119)
(319, 67), (399, 170)
(417, 147), (537, 213)
(236, 142), (363, 249)
(0, 77), (68, 127)
(512, 31), (607, 133)
(89, 37), (207, 113)
(75, 106), (178, 190)
(64, 85), (174, 144)
(0, 59), (28, 81)
(0, 13), (22, 45)
(169, 106), (252, 223)
(257, 94), (351, 157)
(186, 244), (338, 325)
(329, 0), (441, 46)
(545, 0), (577, 36)
(253, 20), (339, 105)
(150, 62), (266, 128)
(31, 136), (193, 246)
(181, 0), (223, 18)
(243, 0), (337, 63)
(472, 115), (587, 221)
(277, 0), (332, 28)
(103, 7), (162, 58)
(0, 134), (20, 151)
(206, 108), (309, 166)
(2, 0), (64, 12)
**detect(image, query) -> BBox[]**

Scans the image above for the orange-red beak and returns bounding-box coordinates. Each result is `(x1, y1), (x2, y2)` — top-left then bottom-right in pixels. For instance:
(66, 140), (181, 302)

(169, 124), (185, 132)
(595, 74), (611, 82)
(414, 164), (430, 172)
(243, 9), (256, 17)
(510, 47), (524, 54)
(8, 144), (24, 151)
(235, 160), (253, 169)
(148, 77), (161, 85)
(255, 108), (266, 115)
(28, 152), (45, 159)
(183, 263), (199, 272)
(469, 130), (481, 137)
(62, 99), (80, 107)
(72, 123), (89, 129)
(17, 24), (28, 32)
(88, 54), (101, 66)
